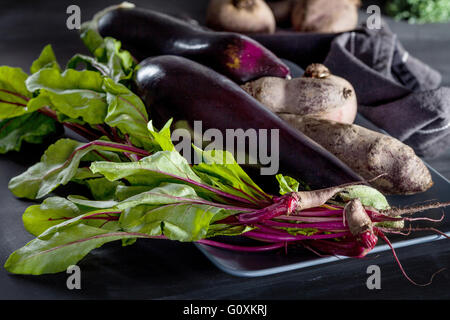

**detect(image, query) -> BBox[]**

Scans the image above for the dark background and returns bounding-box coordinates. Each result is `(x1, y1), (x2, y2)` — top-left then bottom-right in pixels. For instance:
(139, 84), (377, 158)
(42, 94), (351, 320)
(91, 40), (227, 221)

(0, 0), (449, 299)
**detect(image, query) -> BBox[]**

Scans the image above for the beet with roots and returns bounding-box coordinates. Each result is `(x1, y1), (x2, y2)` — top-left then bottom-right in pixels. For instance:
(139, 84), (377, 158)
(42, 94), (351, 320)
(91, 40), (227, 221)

(206, 0), (276, 34)
(279, 116), (433, 195)
(241, 64), (358, 124)
(292, 0), (361, 33)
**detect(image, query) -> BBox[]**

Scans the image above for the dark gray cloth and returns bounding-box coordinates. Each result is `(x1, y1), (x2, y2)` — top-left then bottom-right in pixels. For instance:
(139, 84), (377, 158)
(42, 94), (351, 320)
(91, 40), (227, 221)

(252, 25), (450, 159)
(323, 24), (449, 159)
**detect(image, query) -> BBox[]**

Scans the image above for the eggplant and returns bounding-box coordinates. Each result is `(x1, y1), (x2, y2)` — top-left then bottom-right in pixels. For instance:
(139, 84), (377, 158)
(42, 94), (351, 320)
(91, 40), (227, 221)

(134, 55), (364, 191)
(90, 3), (290, 83)
(250, 32), (339, 69)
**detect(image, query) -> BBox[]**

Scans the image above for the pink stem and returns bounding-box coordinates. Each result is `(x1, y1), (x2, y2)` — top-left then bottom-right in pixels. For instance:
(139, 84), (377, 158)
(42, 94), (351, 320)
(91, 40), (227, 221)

(375, 228), (443, 286)
(263, 220), (346, 231)
(0, 89), (29, 102)
(125, 134), (139, 162)
(276, 215), (343, 223)
(38, 107), (100, 141)
(243, 230), (350, 242)
(294, 209), (343, 217)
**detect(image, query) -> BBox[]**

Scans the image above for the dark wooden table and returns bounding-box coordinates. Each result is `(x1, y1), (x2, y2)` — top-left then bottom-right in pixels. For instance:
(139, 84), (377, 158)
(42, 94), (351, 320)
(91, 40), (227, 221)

(0, 0), (449, 300)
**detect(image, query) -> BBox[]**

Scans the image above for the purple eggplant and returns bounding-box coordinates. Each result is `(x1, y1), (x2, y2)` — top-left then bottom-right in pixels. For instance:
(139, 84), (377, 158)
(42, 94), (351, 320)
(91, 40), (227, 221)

(134, 55), (363, 190)
(91, 4), (290, 83)
(250, 32), (339, 70)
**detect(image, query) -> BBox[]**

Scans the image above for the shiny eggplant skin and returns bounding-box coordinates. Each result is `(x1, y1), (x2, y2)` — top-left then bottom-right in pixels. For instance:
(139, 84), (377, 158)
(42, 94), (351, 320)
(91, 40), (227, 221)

(95, 6), (290, 84)
(134, 55), (364, 190)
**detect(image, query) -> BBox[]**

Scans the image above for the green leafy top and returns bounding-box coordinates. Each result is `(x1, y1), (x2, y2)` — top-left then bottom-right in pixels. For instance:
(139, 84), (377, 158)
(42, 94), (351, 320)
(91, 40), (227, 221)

(193, 147), (271, 205)
(79, 4), (136, 84)
(339, 185), (390, 211)
(386, 0), (450, 23)
(276, 174), (300, 195)
(0, 45), (63, 154)
(0, 112), (60, 154)
(0, 66), (33, 119)
(30, 44), (61, 74)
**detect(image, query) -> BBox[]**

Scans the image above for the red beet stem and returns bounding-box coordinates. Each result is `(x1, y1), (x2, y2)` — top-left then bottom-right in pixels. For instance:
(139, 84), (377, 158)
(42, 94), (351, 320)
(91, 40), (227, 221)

(276, 215), (343, 223)
(243, 230), (350, 242)
(262, 220), (345, 231)
(375, 228), (444, 286)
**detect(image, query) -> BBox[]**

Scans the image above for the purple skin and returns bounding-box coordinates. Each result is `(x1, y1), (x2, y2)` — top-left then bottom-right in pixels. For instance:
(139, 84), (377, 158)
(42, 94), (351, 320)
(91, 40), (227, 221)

(133, 55), (364, 192)
(95, 6), (290, 83)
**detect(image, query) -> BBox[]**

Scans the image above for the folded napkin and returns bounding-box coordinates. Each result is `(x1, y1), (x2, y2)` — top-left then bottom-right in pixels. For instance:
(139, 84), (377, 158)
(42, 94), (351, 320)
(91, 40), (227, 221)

(252, 24), (450, 159)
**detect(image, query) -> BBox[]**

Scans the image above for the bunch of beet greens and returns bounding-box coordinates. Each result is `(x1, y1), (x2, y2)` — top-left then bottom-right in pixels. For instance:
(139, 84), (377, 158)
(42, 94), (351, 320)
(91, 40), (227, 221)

(0, 31), (448, 285)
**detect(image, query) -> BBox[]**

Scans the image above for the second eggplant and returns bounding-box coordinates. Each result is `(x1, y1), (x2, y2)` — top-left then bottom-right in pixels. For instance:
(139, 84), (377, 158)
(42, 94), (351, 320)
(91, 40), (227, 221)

(88, 3), (290, 84)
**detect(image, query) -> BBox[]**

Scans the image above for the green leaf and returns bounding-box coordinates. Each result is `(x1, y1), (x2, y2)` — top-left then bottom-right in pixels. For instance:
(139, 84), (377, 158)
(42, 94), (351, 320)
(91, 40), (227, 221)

(23, 195), (121, 234)
(386, 0), (450, 24)
(206, 224), (254, 238)
(117, 183), (238, 242)
(90, 151), (203, 187)
(284, 227), (318, 236)
(115, 185), (154, 201)
(71, 168), (121, 200)
(85, 178), (124, 201)
(0, 112), (61, 154)
(67, 195), (118, 209)
(72, 167), (103, 181)
(26, 68), (107, 124)
(4, 221), (145, 275)
(26, 68), (104, 95)
(80, 25), (135, 82)
(9, 139), (85, 199)
(80, 28), (106, 58)
(81, 1), (136, 80)
(121, 203), (229, 242)
(339, 185), (390, 210)
(102, 37), (135, 82)
(115, 183), (203, 211)
(55, 111), (88, 126)
(375, 219), (405, 229)
(91, 150), (270, 205)
(276, 174), (300, 195)
(0, 66), (33, 119)
(79, 146), (122, 163)
(102, 78), (153, 149)
(30, 44), (61, 74)
(148, 119), (175, 151)
(67, 54), (111, 77)
(22, 197), (84, 237)
(8, 138), (124, 199)
(193, 148), (271, 205)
